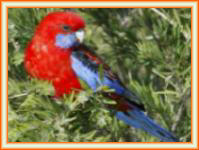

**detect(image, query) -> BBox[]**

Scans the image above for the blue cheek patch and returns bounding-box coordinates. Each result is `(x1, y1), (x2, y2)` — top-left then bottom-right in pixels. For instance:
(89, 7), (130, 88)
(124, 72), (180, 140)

(55, 34), (79, 49)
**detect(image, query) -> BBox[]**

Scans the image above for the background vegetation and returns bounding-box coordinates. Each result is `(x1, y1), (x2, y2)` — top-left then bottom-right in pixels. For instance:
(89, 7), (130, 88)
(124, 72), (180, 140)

(8, 8), (191, 142)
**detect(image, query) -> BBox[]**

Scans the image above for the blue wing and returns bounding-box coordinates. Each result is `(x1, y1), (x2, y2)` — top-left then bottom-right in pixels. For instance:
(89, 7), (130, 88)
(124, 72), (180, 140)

(71, 44), (144, 110)
(70, 44), (179, 142)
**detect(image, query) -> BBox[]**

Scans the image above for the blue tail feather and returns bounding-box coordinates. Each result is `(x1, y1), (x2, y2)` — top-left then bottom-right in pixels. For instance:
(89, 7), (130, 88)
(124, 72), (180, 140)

(116, 107), (179, 142)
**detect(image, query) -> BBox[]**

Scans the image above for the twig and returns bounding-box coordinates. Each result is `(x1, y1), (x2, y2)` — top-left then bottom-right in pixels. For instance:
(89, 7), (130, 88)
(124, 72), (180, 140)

(8, 92), (29, 99)
(150, 8), (175, 25)
(150, 8), (190, 41)
(171, 88), (191, 132)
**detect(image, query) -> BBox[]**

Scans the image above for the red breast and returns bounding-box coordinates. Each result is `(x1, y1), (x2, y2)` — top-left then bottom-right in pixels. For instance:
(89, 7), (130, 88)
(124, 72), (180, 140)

(24, 12), (85, 96)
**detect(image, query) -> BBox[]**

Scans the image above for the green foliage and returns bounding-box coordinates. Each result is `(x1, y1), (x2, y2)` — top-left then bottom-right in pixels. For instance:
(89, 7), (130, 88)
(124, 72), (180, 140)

(8, 8), (191, 142)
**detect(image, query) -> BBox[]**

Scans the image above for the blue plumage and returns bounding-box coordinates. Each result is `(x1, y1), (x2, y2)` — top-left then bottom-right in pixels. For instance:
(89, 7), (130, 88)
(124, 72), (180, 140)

(71, 54), (125, 94)
(70, 44), (178, 142)
(116, 108), (178, 142)
(55, 33), (79, 49)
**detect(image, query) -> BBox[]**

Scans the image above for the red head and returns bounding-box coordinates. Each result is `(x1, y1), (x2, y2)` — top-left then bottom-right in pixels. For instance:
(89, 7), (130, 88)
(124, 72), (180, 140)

(25, 11), (85, 95)
(35, 11), (85, 39)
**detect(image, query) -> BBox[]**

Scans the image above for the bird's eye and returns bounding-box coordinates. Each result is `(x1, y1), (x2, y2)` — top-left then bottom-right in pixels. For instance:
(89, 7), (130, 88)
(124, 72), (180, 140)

(62, 25), (71, 32)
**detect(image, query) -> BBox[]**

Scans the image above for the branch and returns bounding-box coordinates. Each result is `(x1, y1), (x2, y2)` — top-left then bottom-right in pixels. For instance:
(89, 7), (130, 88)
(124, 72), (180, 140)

(171, 88), (191, 132)
(8, 92), (29, 99)
(150, 8), (190, 41)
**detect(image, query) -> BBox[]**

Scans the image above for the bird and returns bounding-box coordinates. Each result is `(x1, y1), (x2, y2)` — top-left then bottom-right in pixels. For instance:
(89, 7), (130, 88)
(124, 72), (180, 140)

(24, 11), (178, 142)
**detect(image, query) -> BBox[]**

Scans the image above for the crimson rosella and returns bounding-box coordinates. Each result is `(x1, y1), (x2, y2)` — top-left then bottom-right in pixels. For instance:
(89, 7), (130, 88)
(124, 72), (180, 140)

(24, 12), (178, 142)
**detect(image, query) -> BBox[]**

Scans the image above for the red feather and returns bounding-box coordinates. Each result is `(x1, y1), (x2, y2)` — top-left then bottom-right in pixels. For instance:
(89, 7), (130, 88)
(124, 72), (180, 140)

(24, 12), (84, 97)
